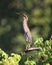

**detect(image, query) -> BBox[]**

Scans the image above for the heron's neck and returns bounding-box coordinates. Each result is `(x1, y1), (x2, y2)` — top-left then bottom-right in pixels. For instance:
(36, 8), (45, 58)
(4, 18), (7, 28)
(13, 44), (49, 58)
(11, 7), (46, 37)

(23, 19), (29, 32)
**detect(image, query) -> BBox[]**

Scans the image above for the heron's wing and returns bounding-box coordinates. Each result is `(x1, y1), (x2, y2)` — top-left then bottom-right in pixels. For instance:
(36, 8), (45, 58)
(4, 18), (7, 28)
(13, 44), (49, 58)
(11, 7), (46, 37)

(24, 32), (32, 45)
(24, 32), (28, 42)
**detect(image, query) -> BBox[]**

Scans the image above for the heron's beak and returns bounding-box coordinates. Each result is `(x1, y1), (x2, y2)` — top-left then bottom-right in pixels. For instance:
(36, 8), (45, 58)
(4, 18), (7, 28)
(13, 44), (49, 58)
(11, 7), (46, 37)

(16, 12), (21, 15)
(16, 12), (26, 17)
(16, 12), (24, 17)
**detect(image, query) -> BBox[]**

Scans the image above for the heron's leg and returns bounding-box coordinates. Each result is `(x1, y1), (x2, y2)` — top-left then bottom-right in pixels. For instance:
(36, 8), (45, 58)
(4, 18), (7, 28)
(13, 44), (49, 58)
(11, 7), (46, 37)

(26, 42), (30, 50)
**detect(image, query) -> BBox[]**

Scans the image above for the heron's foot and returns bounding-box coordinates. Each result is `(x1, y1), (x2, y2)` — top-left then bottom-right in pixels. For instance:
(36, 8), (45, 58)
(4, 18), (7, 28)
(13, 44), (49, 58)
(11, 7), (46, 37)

(25, 44), (30, 50)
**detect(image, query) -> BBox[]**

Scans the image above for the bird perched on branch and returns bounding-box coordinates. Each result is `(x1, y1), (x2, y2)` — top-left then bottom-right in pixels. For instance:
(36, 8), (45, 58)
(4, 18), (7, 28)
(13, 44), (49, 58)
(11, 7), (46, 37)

(22, 13), (32, 50)
(16, 12), (40, 52)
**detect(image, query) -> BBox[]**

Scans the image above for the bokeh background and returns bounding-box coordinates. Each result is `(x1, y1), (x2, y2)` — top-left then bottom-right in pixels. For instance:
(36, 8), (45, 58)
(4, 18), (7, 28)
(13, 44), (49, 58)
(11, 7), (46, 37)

(0, 0), (52, 53)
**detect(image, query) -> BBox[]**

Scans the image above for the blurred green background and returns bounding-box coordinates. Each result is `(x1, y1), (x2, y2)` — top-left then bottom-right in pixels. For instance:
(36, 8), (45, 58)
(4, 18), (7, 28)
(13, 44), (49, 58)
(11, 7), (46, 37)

(0, 0), (52, 53)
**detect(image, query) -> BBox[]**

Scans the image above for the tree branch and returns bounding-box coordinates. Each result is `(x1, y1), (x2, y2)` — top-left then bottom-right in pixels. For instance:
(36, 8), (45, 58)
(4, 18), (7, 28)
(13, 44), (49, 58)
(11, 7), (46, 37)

(25, 47), (41, 52)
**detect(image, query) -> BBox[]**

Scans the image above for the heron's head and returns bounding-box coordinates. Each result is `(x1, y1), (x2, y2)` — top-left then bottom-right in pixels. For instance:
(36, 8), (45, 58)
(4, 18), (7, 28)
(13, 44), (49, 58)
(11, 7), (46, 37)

(16, 12), (28, 22)
(22, 13), (28, 21)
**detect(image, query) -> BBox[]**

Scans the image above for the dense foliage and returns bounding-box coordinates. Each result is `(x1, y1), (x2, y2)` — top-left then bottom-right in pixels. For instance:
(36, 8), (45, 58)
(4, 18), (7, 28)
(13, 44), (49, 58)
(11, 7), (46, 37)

(0, 49), (21, 65)
(0, 38), (52, 65)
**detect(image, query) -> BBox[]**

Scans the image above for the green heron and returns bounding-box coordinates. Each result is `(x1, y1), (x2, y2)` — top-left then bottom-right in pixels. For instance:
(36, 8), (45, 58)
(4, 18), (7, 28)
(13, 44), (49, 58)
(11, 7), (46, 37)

(16, 12), (40, 52)
(22, 13), (32, 49)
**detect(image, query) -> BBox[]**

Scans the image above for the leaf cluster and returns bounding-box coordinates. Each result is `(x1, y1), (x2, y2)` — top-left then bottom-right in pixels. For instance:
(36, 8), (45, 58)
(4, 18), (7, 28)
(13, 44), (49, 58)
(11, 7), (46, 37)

(0, 37), (52, 65)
